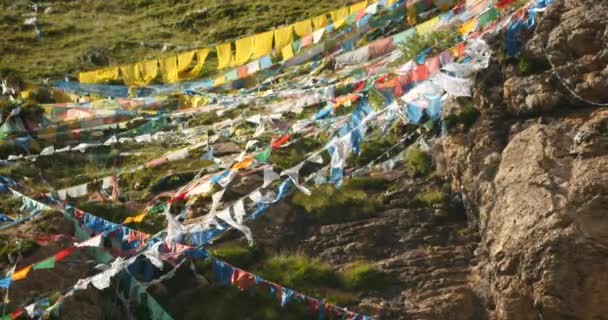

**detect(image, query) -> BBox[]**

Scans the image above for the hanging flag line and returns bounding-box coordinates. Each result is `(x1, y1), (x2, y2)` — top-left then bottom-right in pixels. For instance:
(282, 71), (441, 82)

(72, 0), (435, 89)
(59, 0), (449, 98)
(2, 1), (544, 318)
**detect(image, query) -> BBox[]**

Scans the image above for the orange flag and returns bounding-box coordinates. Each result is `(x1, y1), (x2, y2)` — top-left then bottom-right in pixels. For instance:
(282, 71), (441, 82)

(232, 157), (254, 170)
(11, 265), (32, 281)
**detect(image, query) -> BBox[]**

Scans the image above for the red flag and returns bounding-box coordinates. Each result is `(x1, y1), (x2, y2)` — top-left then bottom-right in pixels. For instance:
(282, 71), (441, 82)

(496, 0), (516, 9)
(11, 308), (24, 319)
(424, 56), (441, 75)
(230, 269), (255, 291)
(168, 192), (188, 204)
(411, 64), (430, 82)
(54, 247), (76, 262)
(271, 134), (292, 150)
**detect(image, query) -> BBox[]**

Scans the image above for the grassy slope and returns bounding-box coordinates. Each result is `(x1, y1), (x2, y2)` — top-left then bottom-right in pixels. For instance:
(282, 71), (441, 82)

(0, 0), (352, 82)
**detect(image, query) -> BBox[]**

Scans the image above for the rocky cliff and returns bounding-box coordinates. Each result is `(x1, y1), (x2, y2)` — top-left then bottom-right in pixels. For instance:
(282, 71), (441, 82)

(435, 0), (608, 318)
(266, 0), (608, 319)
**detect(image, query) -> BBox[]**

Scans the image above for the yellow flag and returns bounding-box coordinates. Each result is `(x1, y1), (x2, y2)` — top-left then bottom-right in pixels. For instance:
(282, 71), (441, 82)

(123, 212), (147, 224)
(78, 70), (96, 84)
(330, 7), (349, 29)
(293, 19), (312, 37)
(159, 56), (179, 83)
(180, 48), (210, 80)
(273, 24), (294, 50)
(138, 60), (159, 85)
(98, 67), (120, 82)
(252, 31), (273, 60)
(459, 17), (478, 35)
(232, 157), (253, 170)
(349, 0), (367, 14)
(11, 265), (32, 281)
(312, 14), (328, 29)
(281, 44), (294, 61)
(78, 67), (119, 84)
(214, 75), (227, 87)
(216, 42), (234, 70)
(120, 64), (146, 87)
(179, 94), (207, 110)
(177, 50), (196, 74)
(416, 16), (440, 35)
(406, 3), (417, 25)
(387, 0), (397, 6)
(234, 35), (255, 66)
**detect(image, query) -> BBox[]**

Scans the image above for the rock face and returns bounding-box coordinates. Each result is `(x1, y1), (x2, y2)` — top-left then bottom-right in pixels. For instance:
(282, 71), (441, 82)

(437, 0), (608, 318)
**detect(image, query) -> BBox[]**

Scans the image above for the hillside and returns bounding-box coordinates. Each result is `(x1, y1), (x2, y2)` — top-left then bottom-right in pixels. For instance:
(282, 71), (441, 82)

(0, 0), (349, 81)
(0, 0), (607, 319)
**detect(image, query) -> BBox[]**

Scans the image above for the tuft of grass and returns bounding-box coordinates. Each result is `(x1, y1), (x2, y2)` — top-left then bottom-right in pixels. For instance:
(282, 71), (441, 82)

(342, 261), (389, 291)
(0, 238), (39, 264)
(445, 100), (480, 131)
(291, 184), (378, 224)
(210, 244), (258, 269)
(343, 176), (390, 191)
(404, 147), (432, 176)
(415, 189), (446, 206)
(258, 253), (341, 290)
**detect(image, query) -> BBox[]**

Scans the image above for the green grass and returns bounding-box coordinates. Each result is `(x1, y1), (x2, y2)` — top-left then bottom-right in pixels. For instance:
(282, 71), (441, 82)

(415, 189), (446, 206)
(393, 27), (460, 66)
(342, 261), (389, 291)
(0, 237), (38, 264)
(0, 0), (358, 82)
(171, 281), (311, 320)
(404, 147), (432, 176)
(210, 244), (259, 269)
(258, 253), (342, 290)
(291, 183), (378, 224)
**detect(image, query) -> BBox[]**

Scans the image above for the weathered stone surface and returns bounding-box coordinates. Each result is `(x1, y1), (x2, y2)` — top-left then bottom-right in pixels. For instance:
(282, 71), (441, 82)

(437, 1), (608, 318)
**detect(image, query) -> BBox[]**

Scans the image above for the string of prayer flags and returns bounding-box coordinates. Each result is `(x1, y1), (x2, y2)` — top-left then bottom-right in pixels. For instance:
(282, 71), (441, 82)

(208, 258), (370, 319)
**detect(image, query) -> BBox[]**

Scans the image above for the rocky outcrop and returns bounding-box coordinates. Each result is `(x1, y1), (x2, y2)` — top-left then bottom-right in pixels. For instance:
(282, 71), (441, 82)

(437, 0), (608, 318)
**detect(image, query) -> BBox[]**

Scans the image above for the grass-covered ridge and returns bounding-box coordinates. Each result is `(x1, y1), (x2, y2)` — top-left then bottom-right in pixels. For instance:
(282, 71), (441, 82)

(0, 0), (358, 82)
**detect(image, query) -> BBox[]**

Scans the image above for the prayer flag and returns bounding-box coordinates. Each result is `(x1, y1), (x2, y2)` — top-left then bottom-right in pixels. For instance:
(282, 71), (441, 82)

(11, 265), (32, 281)
(33, 257), (55, 270)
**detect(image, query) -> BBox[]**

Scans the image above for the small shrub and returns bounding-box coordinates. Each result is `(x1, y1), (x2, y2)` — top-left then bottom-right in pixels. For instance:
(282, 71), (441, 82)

(517, 56), (529, 74)
(416, 189), (446, 206)
(342, 261), (389, 291)
(405, 147), (432, 176)
(445, 101), (479, 131)
(394, 28), (460, 65)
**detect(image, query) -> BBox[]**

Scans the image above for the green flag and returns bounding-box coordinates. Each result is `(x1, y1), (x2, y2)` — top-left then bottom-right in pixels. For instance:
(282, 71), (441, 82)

(33, 257), (55, 270)
(255, 147), (271, 163)
(478, 8), (499, 27)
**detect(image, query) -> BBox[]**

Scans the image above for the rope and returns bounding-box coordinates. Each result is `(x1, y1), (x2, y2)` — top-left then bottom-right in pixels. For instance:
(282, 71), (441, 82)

(539, 8), (608, 107)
